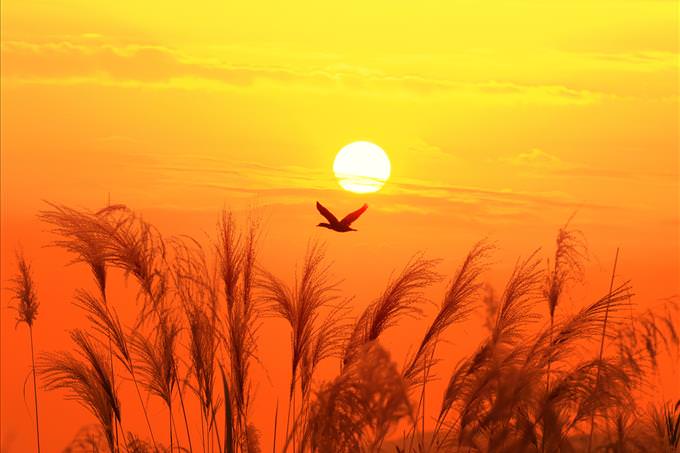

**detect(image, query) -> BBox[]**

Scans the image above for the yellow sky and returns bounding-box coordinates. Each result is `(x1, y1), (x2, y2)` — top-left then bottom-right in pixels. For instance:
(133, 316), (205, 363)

(2, 1), (678, 215)
(1, 0), (678, 450)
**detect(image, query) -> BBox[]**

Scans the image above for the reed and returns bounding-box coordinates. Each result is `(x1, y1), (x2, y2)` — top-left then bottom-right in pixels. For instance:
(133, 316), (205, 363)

(172, 238), (221, 451)
(75, 289), (158, 447)
(130, 312), (180, 450)
(259, 241), (349, 449)
(217, 211), (262, 451)
(41, 329), (122, 452)
(543, 220), (586, 390)
(401, 241), (491, 450)
(39, 203), (115, 298)
(10, 251), (42, 453)
(402, 240), (492, 388)
(17, 203), (680, 453)
(433, 251), (543, 449)
(294, 341), (411, 453)
(542, 219), (586, 452)
(586, 248), (619, 452)
(343, 254), (440, 367)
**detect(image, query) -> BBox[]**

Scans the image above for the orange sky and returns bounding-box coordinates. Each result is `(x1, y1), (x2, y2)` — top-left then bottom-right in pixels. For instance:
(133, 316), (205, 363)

(1, 0), (678, 451)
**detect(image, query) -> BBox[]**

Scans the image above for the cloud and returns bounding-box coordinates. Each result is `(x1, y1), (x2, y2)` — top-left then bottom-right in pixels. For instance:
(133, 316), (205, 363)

(388, 177), (611, 210)
(146, 154), (613, 218)
(406, 139), (456, 163)
(502, 148), (678, 183)
(1, 39), (610, 104)
(504, 148), (569, 170)
(568, 50), (678, 73)
(553, 166), (678, 182)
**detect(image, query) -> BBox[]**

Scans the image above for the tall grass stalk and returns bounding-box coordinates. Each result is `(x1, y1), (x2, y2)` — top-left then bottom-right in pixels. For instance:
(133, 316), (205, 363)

(217, 211), (262, 451)
(41, 329), (122, 452)
(430, 250), (543, 450)
(402, 241), (491, 449)
(272, 401), (279, 453)
(586, 247), (620, 452)
(41, 204), (159, 448)
(544, 220), (585, 395)
(343, 255), (440, 367)
(10, 252), (42, 453)
(21, 203), (680, 453)
(260, 241), (347, 448)
(130, 313), (180, 451)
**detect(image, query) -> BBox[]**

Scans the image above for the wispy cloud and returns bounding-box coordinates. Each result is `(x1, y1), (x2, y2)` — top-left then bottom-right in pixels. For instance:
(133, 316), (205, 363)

(501, 148), (678, 183)
(406, 139), (456, 163)
(502, 148), (570, 170)
(144, 153), (614, 219)
(1, 39), (619, 105)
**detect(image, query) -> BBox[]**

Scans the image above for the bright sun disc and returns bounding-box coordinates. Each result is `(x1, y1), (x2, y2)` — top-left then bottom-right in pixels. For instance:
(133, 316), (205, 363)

(333, 141), (391, 193)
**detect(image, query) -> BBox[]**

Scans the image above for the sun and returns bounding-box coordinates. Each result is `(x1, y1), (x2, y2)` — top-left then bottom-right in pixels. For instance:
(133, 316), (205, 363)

(333, 141), (391, 194)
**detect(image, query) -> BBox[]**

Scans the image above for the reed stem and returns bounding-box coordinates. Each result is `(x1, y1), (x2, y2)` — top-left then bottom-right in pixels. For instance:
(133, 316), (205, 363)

(29, 326), (41, 453)
(586, 247), (619, 453)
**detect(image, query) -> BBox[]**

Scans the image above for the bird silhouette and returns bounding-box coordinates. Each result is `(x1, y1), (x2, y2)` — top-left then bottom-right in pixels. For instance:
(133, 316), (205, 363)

(316, 201), (368, 232)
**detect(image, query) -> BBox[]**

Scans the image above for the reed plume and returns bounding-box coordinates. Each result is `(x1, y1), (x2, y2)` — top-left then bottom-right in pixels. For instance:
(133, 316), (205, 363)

(533, 278), (632, 451)
(542, 219), (585, 452)
(84, 204), (168, 316)
(10, 251), (40, 327)
(130, 313), (179, 450)
(39, 203), (121, 298)
(343, 255), (439, 367)
(400, 241), (490, 451)
(544, 220), (585, 325)
(432, 252), (633, 452)
(540, 358), (634, 451)
(219, 211), (243, 311)
(616, 297), (679, 375)
(74, 289), (160, 445)
(64, 428), (170, 453)
(489, 251), (544, 346)
(217, 211), (262, 451)
(42, 203), (160, 446)
(62, 425), (109, 453)
(20, 203), (680, 453)
(301, 301), (349, 398)
(126, 433), (169, 453)
(259, 241), (348, 448)
(434, 251), (543, 449)
(544, 219), (586, 321)
(41, 330), (122, 452)
(296, 341), (411, 453)
(10, 251), (42, 453)
(172, 237), (221, 451)
(74, 290), (131, 370)
(610, 400), (680, 453)
(599, 300), (679, 453)
(402, 240), (492, 388)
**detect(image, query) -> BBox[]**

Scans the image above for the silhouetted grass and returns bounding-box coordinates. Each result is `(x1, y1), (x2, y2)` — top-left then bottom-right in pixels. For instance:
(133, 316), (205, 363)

(40, 330), (122, 451)
(217, 211), (261, 451)
(9, 251), (42, 453)
(259, 241), (351, 450)
(344, 254), (440, 367)
(295, 341), (411, 453)
(10, 202), (678, 453)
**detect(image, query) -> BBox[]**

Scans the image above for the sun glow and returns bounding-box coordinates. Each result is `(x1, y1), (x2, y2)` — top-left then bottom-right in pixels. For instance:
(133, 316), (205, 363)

(333, 141), (391, 194)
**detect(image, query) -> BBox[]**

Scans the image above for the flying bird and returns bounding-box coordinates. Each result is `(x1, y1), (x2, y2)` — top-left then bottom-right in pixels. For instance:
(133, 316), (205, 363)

(316, 201), (368, 232)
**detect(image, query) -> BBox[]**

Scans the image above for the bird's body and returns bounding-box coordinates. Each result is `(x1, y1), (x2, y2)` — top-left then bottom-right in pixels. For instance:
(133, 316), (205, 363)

(316, 201), (368, 232)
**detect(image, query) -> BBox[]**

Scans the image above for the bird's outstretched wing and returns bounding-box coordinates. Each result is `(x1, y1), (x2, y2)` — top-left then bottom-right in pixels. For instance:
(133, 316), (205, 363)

(340, 204), (368, 226)
(316, 201), (339, 224)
